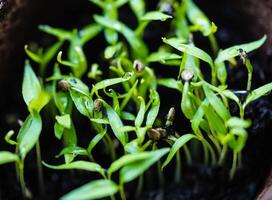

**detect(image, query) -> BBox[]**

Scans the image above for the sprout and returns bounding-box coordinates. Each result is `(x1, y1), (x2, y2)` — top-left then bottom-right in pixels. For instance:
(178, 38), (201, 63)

(148, 128), (167, 141)
(166, 107), (175, 126)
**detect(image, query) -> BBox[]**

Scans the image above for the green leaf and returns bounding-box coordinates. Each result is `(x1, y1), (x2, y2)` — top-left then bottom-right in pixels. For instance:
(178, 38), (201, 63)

(181, 82), (196, 120)
(39, 25), (72, 40)
(102, 101), (128, 145)
(244, 82), (272, 108)
(141, 11), (172, 21)
(163, 38), (213, 67)
(4, 130), (17, 145)
(60, 179), (119, 200)
(56, 114), (71, 129)
(54, 122), (64, 139)
(157, 78), (183, 92)
(162, 134), (197, 169)
(43, 161), (104, 175)
(203, 84), (230, 122)
(17, 111), (42, 159)
(24, 45), (42, 63)
(94, 15), (148, 58)
(120, 148), (169, 183)
(226, 117), (251, 129)
(202, 104), (226, 134)
(146, 90), (160, 127)
(187, 0), (215, 36)
(91, 72), (132, 95)
(0, 151), (19, 165)
(135, 96), (146, 127)
(87, 129), (107, 153)
(129, 0), (145, 20)
(147, 51), (182, 64)
(56, 146), (88, 158)
(22, 61), (41, 107)
(79, 24), (103, 45)
(67, 78), (89, 96)
(108, 152), (153, 176)
(70, 90), (93, 118)
(215, 35), (266, 64)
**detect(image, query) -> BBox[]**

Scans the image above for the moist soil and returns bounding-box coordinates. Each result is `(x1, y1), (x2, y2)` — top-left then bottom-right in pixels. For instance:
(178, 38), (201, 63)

(1, 0), (272, 200)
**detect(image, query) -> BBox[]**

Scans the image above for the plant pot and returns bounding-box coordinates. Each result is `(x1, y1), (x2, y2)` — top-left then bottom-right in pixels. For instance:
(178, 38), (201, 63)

(1, 0), (272, 199)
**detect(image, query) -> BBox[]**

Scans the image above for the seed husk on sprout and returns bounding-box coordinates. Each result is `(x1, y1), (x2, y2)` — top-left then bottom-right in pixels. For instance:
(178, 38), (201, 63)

(58, 79), (70, 92)
(94, 99), (103, 113)
(181, 69), (194, 81)
(133, 60), (145, 73)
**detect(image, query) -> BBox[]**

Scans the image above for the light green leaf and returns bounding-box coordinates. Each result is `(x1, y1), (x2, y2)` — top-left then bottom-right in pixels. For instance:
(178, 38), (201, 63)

(157, 78), (183, 92)
(79, 24), (103, 45)
(17, 111), (42, 159)
(141, 11), (172, 21)
(94, 15), (148, 58)
(60, 179), (118, 200)
(91, 72), (132, 95)
(0, 151), (19, 165)
(147, 51), (182, 64)
(129, 0), (145, 20)
(22, 61), (41, 107)
(162, 134), (197, 169)
(215, 35), (266, 64)
(39, 25), (72, 40)
(135, 96), (146, 127)
(56, 114), (71, 129)
(244, 82), (272, 108)
(108, 152), (153, 176)
(146, 90), (160, 127)
(203, 84), (230, 122)
(70, 90), (93, 118)
(102, 101), (128, 145)
(163, 38), (213, 67)
(226, 117), (251, 129)
(43, 161), (104, 175)
(120, 148), (169, 183)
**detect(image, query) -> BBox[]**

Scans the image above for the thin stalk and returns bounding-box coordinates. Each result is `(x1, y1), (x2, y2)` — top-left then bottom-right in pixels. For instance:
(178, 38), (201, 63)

(174, 150), (181, 184)
(119, 184), (127, 200)
(245, 60), (253, 91)
(218, 145), (227, 165)
(135, 175), (144, 199)
(208, 33), (219, 56)
(152, 143), (164, 186)
(18, 161), (31, 199)
(105, 134), (117, 161)
(230, 152), (238, 179)
(36, 141), (45, 196)
(183, 144), (192, 165)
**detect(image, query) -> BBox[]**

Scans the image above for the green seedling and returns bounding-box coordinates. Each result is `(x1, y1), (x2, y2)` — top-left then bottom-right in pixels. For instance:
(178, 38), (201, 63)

(1, 0), (272, 199)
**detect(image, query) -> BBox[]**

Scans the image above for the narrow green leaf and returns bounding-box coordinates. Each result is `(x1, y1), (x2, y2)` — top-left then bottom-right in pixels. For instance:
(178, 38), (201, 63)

(226, 117), (251, 129)
(43, 161), (104, 175)
(60, 180), (118, 200)
(17, 111), (42, 159)
(147, 51), (182, 64)
(129, 0), (145, 20)
(0, 151), (19, 165)
(203, 84), (230, 122)
(215, 35), (266, 64)
(94, 15), (148, 58)
(79, 24), (103, 45)
(146, 90), (160, 127)
(244, 82), (272, 107)
(163, 38), (213, 67)
(157, 78), (183, 92)
(102, 101), (128, 145)
(135, 96), (146, 127)
(22, 61), (41, 107)
(39, 25), (72, 40)
(56, 114), (71, 129)
(141, 11), (172, 21)
(120, 148), (169, 183)
(91, 72), (132, 95)
(162, 134), (197, 169)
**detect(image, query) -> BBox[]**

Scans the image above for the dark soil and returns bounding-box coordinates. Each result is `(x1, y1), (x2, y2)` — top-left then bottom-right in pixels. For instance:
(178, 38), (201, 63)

(1, 0), (272, 200)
